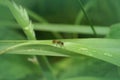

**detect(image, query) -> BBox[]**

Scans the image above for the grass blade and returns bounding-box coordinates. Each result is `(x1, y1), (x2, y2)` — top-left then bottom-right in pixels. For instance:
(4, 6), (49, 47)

(0, 38), (120, 67)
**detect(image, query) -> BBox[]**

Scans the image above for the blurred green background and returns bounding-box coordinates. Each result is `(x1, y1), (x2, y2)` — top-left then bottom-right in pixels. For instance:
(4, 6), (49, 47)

(1, 0), (120, 80)
(1, 0), (120, 39)
(1, 0), (120, 25)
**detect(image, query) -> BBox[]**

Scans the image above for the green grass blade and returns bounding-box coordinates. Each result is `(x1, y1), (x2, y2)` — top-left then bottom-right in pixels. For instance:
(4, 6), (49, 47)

(0, 38), (120, 67)
(0, 21), (109, 36)
(1, 1), (56, 80)
(78, 0), (97, 37)
(34, 24), (109, 35)
(27, 9), (48, 23)
(107, 23), (120, 39)
(63, 77), (117, 80)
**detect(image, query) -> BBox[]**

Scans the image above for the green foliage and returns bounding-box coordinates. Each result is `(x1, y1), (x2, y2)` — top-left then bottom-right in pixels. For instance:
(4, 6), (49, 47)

(63, 77), (118, 80)
(0, 0), (120, 80)
(34, 24), (109, 35)
(0, 26), (25, 40)
(1, 38), (120, 67)
(107, 23), (120, 39)
(58, 58), (120, 80)
(0, 55), (40, 80)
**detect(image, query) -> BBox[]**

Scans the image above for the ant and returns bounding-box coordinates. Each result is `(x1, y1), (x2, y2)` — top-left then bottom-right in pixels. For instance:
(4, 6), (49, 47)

(52, 40), (64, 47)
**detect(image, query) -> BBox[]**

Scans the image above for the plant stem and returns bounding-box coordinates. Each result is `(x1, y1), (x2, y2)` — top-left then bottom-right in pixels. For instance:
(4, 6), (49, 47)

(27, 9), (48, 23)
(78, 0), (97, 37)
(27, 9), (63, 39)
(37, 56), (56, 80)
(3, 0), (56, 80)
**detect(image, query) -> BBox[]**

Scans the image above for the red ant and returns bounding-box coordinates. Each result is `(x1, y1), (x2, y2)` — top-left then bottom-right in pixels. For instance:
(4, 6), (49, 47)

(52, 40), (64, 47)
